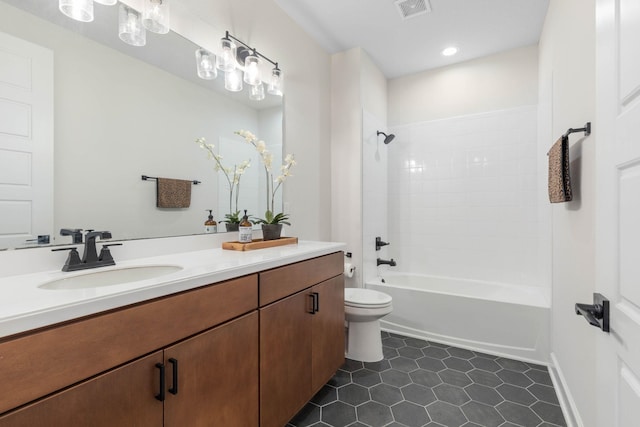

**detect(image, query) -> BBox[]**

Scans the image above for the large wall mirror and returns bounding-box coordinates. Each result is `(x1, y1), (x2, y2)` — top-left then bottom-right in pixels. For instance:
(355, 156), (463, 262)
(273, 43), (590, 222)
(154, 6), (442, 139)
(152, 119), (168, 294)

(0, 0), (283, 250)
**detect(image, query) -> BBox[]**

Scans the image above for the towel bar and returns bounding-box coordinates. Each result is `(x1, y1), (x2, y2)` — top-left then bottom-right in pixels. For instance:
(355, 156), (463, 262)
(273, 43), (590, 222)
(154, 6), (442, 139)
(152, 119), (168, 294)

(141, 175), (200, 185)
(562, 122), (591, 139)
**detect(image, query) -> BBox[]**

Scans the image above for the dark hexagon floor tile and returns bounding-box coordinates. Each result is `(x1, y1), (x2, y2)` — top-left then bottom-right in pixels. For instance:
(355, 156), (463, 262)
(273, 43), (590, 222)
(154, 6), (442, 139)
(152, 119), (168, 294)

(433, 383), (470, 405)
(531, 401), (567, 426)
(352, 369), (382, 387)
(496, 401), (542, 427)
(496, 358), (529, 373)
(381, 369), (412, 387)
(383, 346), (400, 359)
(344, 423), (366, 427)
(338, 383), (370, 407)
(467, 369), (503, 387)
(382, 336), (406, 348)
(311, 385), (338, 406)
(321, 401), (357, 427)
(464, 383), (503, 406)
(472, 351), (499, 360)
(401, 383), (437, 406)
(404, 337), (429, 348)
(427, 341), (451, 349)
(496, 369), (533, 387)
(443, 357), (474, 373)
(289, 402), (321, 427)
(423, 346), (450, 360)
(469, 356), (501, 372)
(308, 423), (331, 427)
(356, 401), (393, 427)
(528, 383), (560, 404)
(390, 356), (419, 373)
(461, 401), (505, 427)
(496, 384), (536, 406)
(447, 347), (476, 360)
(398, 345), (425, 360)
(370, 383), (404, 406)
(392, 401), (431, 427)
(381, 331), (390, 338)
(438, 369), (472, 387)
(329, 370), (352, 388)
(426, 401), (467, 427)
(526, 361), (548, 371)
(342, 359), (365, 372)
(417, 356), (447, 372)
(409, 369), (442, 387)
(525, 368), (553, 386)
(363, 359), (391, 372)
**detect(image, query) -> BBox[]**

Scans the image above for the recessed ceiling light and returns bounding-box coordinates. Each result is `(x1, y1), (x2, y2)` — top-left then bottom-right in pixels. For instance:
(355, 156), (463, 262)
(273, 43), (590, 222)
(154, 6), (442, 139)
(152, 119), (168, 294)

(442, 47), (458, 56)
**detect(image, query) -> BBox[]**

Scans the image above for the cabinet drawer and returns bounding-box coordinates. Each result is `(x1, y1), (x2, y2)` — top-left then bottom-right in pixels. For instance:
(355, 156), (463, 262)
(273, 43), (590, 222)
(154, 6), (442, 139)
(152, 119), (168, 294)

(259, 252), (343, 306)
(0, 274), (258, 415)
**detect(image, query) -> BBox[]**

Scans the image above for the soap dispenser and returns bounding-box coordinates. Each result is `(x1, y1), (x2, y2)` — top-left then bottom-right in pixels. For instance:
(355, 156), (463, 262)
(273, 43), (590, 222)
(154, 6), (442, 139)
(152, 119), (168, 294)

(204, 210), (217, 233)
(238, 210), (252, 243)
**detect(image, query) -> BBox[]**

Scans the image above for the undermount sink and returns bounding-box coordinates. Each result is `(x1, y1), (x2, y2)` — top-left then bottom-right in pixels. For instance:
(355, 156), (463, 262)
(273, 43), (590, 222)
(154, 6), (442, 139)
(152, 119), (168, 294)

(39, 265), (184, 290)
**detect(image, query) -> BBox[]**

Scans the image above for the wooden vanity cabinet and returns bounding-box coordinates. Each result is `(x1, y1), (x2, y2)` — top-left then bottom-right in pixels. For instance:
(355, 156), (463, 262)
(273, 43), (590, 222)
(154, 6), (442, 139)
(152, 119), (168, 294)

(259, 252), (345, 427)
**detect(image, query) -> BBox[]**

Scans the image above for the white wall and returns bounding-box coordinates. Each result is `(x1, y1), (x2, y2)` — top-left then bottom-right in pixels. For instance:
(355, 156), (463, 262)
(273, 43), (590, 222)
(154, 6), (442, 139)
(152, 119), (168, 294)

(539, 0), (597, 425)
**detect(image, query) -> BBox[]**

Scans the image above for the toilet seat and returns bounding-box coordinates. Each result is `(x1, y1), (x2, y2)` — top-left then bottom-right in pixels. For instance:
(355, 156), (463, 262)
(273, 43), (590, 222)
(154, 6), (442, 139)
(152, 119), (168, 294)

(345, 288), (392, 309)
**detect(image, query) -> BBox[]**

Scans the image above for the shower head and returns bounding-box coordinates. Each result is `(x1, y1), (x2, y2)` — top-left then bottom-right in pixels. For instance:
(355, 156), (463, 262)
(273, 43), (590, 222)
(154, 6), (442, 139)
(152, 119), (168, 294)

(377, 131), (395, 144)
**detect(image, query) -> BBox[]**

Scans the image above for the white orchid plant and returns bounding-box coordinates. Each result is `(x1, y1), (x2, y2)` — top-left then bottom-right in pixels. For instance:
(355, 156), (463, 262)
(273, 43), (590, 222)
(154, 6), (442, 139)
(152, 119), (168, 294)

(195, 137), (251, 223)
(234, 130), (296, 225)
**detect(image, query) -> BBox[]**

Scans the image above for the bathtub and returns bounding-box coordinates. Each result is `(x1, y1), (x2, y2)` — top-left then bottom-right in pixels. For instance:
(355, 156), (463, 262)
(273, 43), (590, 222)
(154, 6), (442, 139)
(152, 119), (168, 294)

(367, 273), (550, 363)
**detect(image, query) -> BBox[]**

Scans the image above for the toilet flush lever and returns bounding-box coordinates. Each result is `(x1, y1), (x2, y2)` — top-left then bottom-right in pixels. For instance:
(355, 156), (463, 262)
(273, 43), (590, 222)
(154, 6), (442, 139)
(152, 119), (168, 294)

(575, 293), (609, 332)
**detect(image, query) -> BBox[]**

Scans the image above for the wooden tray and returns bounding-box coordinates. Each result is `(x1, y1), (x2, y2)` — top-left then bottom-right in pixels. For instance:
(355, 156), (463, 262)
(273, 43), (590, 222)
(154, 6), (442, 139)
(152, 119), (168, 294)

(222, 237), (298, 251)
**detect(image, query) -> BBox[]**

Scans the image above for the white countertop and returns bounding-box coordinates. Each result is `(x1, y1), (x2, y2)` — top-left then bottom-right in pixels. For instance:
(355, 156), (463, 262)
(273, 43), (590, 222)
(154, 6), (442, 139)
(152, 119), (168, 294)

(0, 240), (345, 339)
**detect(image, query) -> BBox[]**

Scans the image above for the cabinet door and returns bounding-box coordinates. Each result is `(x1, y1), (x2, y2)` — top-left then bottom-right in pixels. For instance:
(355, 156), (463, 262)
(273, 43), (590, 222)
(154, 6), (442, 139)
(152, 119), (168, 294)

(0, 351), (163, 426)
(311, 275), (346, 392)
(260, 291), (313, 427)
(164, 311), (259, 427)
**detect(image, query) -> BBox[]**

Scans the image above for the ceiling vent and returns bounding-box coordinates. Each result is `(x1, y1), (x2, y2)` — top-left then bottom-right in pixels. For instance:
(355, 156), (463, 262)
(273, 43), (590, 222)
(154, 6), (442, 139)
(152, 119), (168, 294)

(394, 0), (431, 20)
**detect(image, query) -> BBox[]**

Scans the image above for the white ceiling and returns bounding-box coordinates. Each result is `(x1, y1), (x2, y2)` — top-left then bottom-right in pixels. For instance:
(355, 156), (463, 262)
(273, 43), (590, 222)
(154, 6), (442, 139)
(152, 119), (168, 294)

(274, 0), (550, 79)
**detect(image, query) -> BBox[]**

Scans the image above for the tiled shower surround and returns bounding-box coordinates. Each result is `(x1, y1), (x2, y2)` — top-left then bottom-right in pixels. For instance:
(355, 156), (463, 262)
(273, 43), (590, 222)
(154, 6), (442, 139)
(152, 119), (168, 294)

(288, 332), (566, 427)
(385, 106), (546, 287)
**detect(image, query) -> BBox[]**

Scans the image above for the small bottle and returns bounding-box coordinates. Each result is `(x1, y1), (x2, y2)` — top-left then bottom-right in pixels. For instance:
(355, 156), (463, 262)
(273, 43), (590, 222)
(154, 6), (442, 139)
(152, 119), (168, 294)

(238, 209), (253, 243)
(204, 210), (217, 234)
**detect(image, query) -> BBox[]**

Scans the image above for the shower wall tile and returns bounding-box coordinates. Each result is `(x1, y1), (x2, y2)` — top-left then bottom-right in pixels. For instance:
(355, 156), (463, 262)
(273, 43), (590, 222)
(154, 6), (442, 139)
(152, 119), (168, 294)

(387, 106), (544, 287)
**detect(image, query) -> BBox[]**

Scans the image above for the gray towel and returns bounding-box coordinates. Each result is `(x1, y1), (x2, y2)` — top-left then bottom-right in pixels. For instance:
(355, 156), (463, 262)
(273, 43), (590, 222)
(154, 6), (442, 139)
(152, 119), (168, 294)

(547, 136), (572, 203)
(156, 178), (192, 208)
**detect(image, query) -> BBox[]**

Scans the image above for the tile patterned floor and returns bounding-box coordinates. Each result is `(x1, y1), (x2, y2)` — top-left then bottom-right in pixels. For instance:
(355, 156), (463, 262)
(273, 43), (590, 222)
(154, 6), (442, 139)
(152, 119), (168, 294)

(287, 332), (566, 427)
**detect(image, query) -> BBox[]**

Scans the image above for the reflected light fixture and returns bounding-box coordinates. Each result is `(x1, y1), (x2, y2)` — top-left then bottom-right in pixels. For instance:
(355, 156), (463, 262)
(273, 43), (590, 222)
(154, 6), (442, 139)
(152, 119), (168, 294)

(119, 3), (146, 47)
(94, 0), (117, 5)
(442, 46), (458, 56)
(225, 68), (244, 92)
(195, 48), (217, 80)
(59, 0), (94, 22)
(250, 83), (265, 101)
(142, 0), (170, 34)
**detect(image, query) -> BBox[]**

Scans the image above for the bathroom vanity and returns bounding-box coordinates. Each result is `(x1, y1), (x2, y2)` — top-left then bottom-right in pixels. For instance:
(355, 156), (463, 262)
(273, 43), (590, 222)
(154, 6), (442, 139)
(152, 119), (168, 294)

(0, 240), (345, 426)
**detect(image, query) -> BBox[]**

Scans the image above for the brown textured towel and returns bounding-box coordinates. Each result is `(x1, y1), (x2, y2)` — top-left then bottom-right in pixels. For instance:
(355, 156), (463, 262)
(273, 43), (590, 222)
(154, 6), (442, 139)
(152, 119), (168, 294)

(547, 136), (572, 203)
(156, 178), (192, 208)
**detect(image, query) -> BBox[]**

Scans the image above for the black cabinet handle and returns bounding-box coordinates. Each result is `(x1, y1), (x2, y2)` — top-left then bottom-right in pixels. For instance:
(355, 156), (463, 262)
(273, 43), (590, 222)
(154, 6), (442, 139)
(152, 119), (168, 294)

(168, 358), (179, 395)
(155, 363), (165, 401)
(308, 293), (316, 314)
(313, 292), (320, 313)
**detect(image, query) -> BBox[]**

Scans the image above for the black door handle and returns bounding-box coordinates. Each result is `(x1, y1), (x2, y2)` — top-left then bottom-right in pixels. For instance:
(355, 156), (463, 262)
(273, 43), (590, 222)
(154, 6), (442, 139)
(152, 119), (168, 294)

(575, 293), (609, 332)
(155, 363), (165, 401)
(168, 358), (179, 395)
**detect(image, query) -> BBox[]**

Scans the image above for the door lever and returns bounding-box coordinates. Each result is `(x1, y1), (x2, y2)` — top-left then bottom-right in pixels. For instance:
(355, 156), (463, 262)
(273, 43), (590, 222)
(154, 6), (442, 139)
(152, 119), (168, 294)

(575, 293), (609, 332)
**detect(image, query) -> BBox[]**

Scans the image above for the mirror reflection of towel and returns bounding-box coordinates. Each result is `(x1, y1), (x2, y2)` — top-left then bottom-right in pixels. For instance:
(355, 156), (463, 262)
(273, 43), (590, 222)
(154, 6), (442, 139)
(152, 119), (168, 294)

(547, 136), (572, 203)
(156, 178), (192, 208)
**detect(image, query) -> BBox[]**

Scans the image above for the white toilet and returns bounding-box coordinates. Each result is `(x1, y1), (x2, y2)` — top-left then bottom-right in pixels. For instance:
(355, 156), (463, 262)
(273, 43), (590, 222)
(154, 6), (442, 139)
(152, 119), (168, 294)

(344, 287), (393, 362)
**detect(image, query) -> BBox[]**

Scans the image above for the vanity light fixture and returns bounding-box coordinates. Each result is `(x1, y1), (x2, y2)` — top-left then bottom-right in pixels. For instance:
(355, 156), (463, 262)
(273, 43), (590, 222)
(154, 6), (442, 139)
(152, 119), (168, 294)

(142, 0), (170, 35)
(195, 48), (217, 80)
(243, 50), (262, 86)
(268, 66), (283, 96)
(59, 0), (94, 23)
(442, 46), (458, 56)
(118, 3), (146, 47)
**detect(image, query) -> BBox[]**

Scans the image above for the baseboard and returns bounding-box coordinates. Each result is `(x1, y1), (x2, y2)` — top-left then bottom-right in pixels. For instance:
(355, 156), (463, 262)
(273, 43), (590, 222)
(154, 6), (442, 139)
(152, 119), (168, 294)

(548, 352), (584, 427)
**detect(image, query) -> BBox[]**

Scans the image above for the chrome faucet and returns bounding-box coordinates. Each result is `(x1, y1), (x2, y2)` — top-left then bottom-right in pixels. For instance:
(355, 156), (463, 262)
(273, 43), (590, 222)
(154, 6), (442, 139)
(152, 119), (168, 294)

(53, 230), (120, 271)
(377, 258), (397, 267)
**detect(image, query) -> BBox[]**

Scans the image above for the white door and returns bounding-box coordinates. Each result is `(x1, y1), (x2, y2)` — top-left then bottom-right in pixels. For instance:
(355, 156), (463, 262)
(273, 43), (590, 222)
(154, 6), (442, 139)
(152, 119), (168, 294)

(595, 0), (640, 425)
(0, 31), (53, 248)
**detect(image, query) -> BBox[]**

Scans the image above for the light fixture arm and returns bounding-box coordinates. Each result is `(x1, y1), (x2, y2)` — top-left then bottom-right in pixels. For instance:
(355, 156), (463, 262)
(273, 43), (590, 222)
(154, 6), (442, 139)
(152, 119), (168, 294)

(225, 31), (280, 69)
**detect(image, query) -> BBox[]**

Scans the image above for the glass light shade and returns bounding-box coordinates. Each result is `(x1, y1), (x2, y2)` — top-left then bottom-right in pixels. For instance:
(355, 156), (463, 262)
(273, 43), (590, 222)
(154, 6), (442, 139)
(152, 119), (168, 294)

(267, 68), (283, 96)
(224, 68), (243, 92)
(249, 83), (265, 101)
(243, 54), (261, 86)
(216, 38), (236, 72)
(119, 4), (146, 47)
(195, 49), (217, 80)
(59, 0), (94, 22)
(94, 0), (117, 5)
(142, 0), (170, 34)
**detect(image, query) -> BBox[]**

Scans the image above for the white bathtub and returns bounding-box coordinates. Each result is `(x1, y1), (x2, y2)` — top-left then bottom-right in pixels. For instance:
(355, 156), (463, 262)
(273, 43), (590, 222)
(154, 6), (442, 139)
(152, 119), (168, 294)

(367, 273), (550, 363)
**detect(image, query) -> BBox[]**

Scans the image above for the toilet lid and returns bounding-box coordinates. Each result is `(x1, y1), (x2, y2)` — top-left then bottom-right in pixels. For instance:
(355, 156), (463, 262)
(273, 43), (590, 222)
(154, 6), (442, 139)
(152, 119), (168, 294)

(345, 288), (392, 308)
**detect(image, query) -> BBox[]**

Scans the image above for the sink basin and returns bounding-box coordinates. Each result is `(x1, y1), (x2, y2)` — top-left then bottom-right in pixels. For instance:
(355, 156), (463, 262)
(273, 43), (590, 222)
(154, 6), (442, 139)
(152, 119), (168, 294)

(39, 265), (183, 290)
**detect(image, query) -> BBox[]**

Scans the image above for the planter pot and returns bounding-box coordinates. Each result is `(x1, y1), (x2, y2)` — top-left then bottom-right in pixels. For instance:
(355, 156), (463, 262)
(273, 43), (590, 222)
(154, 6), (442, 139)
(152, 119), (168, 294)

(261, 224), (283, 241)
(225, 223), (239, 232)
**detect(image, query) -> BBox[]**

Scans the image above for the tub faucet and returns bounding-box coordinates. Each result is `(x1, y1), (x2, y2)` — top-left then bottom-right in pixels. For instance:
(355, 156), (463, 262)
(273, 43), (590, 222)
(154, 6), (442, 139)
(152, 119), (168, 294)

(377, 258), (396, 267)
